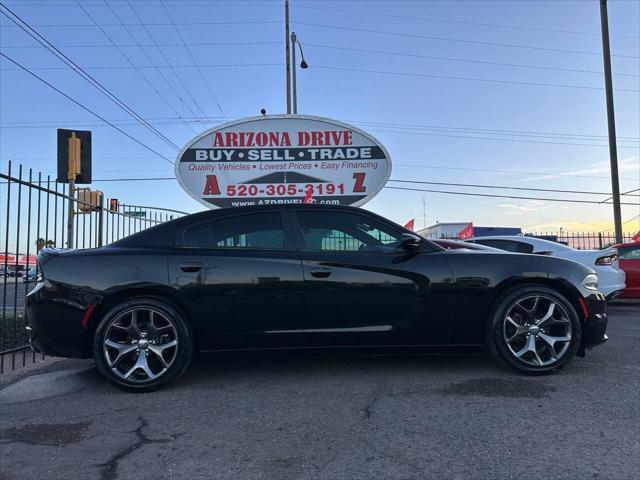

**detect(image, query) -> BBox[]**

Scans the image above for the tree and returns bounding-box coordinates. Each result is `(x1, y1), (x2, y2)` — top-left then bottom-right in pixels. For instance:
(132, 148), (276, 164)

(35, 238), (54, 252)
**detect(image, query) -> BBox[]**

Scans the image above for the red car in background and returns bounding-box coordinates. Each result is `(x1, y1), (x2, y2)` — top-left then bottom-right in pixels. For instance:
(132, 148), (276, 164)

(615, 242), (640, 299)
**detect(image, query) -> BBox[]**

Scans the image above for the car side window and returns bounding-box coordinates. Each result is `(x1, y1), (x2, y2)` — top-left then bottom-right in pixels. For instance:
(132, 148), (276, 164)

(619, 246), (640, 260)
(476, 239), (534, 254)
(180, 221), (211, 248)
(295, 211), (402, 252)
(177, 213), (285, 249)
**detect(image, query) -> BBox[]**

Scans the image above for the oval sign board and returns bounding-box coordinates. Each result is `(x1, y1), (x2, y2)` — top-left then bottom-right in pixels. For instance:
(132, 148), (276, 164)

(175, 115), (391, 209)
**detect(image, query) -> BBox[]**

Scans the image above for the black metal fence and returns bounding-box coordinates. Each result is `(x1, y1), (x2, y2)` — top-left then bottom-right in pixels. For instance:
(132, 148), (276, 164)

(421, 231), (636, 249)
(527, 232), (636, 250)
(0, 161), (185, 373)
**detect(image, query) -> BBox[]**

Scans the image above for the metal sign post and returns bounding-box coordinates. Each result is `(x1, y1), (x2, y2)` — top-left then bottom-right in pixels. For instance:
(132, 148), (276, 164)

(66, 132), (81, 248)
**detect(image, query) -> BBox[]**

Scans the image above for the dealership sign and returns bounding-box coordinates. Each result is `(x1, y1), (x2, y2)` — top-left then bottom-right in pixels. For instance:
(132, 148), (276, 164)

(175, 115), (392, 209)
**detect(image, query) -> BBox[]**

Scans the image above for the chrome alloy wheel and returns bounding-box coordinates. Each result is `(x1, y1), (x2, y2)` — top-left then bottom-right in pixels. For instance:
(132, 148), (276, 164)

(103, 307), (178, 383)
(502, 294), (572, 367)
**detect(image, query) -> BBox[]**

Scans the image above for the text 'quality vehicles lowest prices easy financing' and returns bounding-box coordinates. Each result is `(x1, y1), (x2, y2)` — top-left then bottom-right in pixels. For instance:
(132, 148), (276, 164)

(26, 205), (608, 392)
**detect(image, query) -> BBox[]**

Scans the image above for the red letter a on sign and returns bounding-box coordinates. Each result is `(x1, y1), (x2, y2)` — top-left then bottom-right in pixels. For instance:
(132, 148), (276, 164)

(203, 175), (221, 195)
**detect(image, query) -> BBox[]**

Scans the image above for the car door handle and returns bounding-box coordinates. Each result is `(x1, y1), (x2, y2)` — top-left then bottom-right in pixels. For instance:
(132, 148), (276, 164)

(310, 267), (332, 278)
(180, 262), (202, 273)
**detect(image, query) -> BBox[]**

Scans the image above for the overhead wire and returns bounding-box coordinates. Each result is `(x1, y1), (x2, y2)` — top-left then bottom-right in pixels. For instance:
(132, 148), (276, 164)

(0, 2), (181, 151)
(159, 0), (226, 120)
(387, 179), (640, 197)
(310, 65), (640, 93)
(296, 21), (640, 59)
(103, 1), (205, 123)
(126, 0), (211, 121)
(0, 52), (174, 164)
(296, 4), (640, 40)
(75, 0), (199, 136)
(304, 43), (640, 78)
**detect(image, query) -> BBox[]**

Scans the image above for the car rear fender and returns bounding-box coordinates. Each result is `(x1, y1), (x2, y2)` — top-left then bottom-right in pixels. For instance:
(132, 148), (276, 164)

(85, 285), (197, 353)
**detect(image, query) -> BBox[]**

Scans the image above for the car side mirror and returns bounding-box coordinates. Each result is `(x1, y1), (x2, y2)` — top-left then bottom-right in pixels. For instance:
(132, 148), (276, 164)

(400, 233), (421, 250)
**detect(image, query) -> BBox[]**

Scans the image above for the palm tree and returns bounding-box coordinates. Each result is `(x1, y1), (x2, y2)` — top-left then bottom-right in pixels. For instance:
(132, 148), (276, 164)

(35, 238), (54, 252)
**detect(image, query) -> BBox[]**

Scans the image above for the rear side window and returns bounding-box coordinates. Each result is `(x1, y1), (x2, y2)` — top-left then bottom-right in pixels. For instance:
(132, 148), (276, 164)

(619, 246), (640, 260)
(177, 213), (285, 250)
(180, 221), (211, 248)
(476, 239), (534, 254)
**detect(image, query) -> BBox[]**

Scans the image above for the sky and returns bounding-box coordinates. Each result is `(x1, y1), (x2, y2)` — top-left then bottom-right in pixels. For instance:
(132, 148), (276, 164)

(1, 0), (639, 234)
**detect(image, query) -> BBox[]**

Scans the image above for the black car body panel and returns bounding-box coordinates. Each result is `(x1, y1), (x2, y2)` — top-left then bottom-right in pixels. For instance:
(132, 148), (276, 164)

(26, 204), (608, 359)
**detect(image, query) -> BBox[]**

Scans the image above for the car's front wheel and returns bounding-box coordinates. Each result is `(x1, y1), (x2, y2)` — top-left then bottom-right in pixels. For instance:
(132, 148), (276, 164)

(487, 285), (582, 375)
(93, 297), (193, 392)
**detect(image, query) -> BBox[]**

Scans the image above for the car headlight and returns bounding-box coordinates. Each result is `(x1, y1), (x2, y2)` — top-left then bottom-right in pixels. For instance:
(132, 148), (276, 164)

(582, 273), (598, 290)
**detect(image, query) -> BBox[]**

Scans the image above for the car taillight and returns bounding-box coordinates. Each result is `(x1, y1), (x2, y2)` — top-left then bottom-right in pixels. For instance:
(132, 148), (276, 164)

(595, 254), (617, 266)
(36, 264), (43, 282)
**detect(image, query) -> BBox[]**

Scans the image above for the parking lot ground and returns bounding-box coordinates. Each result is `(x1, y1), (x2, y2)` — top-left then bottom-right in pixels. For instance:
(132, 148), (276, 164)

(1, 305), (638, 480)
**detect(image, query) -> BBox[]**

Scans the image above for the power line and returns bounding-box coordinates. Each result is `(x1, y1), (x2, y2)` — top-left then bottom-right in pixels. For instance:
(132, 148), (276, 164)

(2, 115), (638, 149)
(160, 0), (226, 120)
(361, 126), (640, 149)
(297, 4), (640, 40)
(126, 0), (210, 121)
(3, 116), (637, 143)
(351, 120), (640, 142)
(0, 20), (283, 27)
(0, 63), (282, 71)
(0, 40), (283, 49)
(600, 214), (640, 232)
(297, 21), (640, 59)
(311, 65), (640, 93)
(305, 43), (640, 78)
(384, 185), (638, 206)
(388, 179), (639, 197)
(0, 52), (173, 163)
(53, 173), (639, 206)
(103, 1), (204, 122)
(0, 2), (181, 151)
(394, 164), (640, 182)
(75, 0), (199, 136)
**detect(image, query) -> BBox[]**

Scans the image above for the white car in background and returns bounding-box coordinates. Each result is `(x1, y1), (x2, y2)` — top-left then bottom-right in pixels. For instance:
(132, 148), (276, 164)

(466, 235), (625, 299)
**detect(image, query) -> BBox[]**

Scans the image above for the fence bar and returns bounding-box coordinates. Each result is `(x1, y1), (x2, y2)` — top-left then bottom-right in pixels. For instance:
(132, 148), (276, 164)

(1, 161), (12, 374)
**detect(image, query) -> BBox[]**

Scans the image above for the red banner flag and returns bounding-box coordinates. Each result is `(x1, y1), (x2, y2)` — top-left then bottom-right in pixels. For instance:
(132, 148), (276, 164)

(458, 222), (474, 239)
(404, 219), (415, 231)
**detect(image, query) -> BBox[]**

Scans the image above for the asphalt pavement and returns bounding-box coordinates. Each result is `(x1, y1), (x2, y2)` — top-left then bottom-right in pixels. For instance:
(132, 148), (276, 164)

(1, 305), (638, 480)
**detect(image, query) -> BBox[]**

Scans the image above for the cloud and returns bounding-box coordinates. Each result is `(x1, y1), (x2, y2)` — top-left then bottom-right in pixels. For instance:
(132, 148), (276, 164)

(496, 200), (547, 215)
(512, 155), (639, 184)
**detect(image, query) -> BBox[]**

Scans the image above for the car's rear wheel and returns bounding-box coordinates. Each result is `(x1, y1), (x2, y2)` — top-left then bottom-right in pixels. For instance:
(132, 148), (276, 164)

(93, 297), (193, 392)
(487, 285), (581, 375)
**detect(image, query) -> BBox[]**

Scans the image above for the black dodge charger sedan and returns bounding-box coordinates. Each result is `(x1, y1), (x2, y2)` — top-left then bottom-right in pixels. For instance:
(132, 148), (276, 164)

(26, 204), (608, 391)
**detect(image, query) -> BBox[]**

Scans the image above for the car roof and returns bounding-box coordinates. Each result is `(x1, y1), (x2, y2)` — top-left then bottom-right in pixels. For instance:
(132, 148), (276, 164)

(614, 241), (640, 248)
(470, 235), (573, 250)
(433, 239), (500, 251)
(111, 204), (434, 249)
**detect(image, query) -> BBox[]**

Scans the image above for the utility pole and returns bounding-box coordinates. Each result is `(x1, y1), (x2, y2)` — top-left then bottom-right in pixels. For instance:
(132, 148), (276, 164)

(284, 0), (291, 114)
(422, 196), (426, 228)
(599, 0), (623, 243)
(291, 31), (298, 114)
(66, 132), (81, 249)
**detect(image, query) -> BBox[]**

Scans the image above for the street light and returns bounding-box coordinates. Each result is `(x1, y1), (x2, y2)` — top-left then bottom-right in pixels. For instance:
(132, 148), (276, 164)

(291, 31), (308, 114)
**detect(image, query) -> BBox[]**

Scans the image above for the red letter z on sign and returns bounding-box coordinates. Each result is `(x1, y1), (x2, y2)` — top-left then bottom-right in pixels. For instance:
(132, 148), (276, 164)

(352, 172), (366, 193)
(203, 175), (221, 195)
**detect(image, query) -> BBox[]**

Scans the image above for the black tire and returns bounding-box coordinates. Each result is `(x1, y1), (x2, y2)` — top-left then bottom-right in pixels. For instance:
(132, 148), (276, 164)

(93, 297), (193, 392)
(486, 285), (581, 375)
